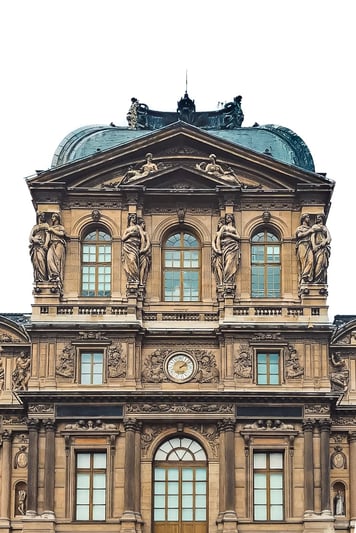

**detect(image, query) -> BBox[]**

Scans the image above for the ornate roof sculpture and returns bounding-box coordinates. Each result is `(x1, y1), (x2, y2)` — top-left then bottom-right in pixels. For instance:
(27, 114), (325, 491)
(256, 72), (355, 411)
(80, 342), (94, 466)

(51, 93), (315, 172)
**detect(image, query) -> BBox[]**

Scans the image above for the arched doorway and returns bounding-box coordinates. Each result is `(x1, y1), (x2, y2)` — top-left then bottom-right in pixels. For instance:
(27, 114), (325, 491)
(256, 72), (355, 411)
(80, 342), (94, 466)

(153, 436), (208, 533)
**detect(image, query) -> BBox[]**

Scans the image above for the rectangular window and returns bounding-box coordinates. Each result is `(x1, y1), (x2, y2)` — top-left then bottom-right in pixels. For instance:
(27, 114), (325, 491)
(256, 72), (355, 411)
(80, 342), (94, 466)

(257, 352), (280, 385)
(76, 452), (106, 521)
(80, 352), (104, 384)
(254, 452), (284, 521)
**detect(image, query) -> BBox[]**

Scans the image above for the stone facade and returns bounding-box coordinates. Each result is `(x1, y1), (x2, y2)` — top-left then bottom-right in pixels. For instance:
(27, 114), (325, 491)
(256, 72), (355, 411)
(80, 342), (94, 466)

(0, 97), (354, 533)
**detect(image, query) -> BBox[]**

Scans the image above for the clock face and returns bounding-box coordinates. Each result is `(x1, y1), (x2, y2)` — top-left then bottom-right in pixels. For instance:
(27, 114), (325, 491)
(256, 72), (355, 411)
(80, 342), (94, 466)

(165, 353), (196, 383)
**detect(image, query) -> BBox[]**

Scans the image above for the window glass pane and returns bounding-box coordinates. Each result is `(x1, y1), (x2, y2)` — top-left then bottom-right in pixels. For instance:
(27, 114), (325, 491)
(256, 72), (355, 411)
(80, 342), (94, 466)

(154, 509), (165, 521)
(154, 495), (165, 508)
(183, 251), (199, 267)
(254, 489), (267, 504)
(195, 508), (206, 521)
(154, 482), (165, 495)
(271, 489), (283, 504)
(155, 468), (165, 481)
(167, 509), (178, 521)
(167, 482), (179, 494)
(167, 468), (179, 480)
(270, 473), (283, 488)
(195, 495), (206, 507)
(254, 453), (266, 468)
(196, 481), (206, 494)
(182, 508), (193, 521)
(93, 473), (106, 488)
(167, 495), (179, 508)
(76, 506), (89, 520)
(254, 505), (267, 520)
(195, 467), (207, 479)
(182, 468), (193, 481)
(92, 505), (105, 520)
(93, 488), (106, 504)
(254, 473), (266, 488)
(182, 482), (193, 495)
(270, 505), (283, 520)
(269, 453), (283, 469)
(166, 234), (180, 247)
(183, 234), (198, 247)
(77, 473), (90, 487)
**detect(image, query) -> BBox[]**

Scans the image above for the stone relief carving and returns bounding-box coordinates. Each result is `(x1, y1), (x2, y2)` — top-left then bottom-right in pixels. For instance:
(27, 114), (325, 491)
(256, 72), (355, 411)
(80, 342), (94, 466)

(0, 331), (22, 342)
(127, 403), (233, 414)
(78, 331), (108, 340)
(330, 352), (349, 392)
(64, 420), (118, 431)
(141, 348), (219, 383)
(234, 345), (253, 379)
(332, 416), (356, 426)
(12, 352), (31, 390)
(141, 426), (165, 454)
(192, 424), (219, 456)
(251, 332), (282, 342)
(2, 416), (27, 426)
(56, 344), (75, 378)
(107, 344), (127, 378)
(305, 404), (330, 415)
(330, 446), (347, 469)
(243, 419), (295, 431)
(285, 344), (304, 379)
(295, 213), (331, 288)
(196, 154), (242, 185)
(14, 446), (28, 468)
(28, 404), (54, 414)
(29, 212), (68, 288)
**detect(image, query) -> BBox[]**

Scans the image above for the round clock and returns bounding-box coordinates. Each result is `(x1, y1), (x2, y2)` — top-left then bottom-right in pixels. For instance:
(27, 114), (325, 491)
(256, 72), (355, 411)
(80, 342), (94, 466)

(165, 352), (196, 383)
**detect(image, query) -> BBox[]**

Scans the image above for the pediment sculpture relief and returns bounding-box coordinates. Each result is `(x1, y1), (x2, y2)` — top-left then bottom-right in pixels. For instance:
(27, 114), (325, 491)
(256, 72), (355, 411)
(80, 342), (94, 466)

(196, 154), (242, 185)
(103, 153), (165, 188)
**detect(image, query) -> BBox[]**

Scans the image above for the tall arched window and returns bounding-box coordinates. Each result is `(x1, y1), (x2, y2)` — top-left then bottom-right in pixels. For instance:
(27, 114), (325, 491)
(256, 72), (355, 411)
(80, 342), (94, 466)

(81, 229), (112, 297)
(251, 229), (281, 298)
(163, 231), (200, 301)
(153, 437), (207, 533)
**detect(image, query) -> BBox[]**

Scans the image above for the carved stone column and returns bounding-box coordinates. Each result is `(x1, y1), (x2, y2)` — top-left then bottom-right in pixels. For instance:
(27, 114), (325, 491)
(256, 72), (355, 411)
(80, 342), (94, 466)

(26, 419), (40, 516)
(349, 433), (356, 526)
(303, 420), (315, 514)
(43, 420), (56, 516)
(320, 420), (332, 514)
(134, 422), (143, 521)
(120, 418), (142, 532)
(0, 430), (12, 521)
(218, 419), (238, 532)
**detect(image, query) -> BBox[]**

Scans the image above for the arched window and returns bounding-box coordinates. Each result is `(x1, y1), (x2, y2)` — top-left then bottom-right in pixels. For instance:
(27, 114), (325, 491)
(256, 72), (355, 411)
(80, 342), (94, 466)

(81, 229), (112, 297)
(153, 437), (207, 531)
(163, 231), (200, 301)
(251, 230), (281, 298)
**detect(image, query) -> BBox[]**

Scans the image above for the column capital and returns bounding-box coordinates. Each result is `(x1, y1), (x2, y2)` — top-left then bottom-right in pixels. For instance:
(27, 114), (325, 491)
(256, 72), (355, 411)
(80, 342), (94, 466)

(124, 417), (141, 432)
(349, 431), (356, 444)
(218, 419), (236, 433)
(1, 429), (12, 442)
(27, 418), (40, 431)
(302, 419), (315, 431)
(44, 419), (56, 431)
(319, 419), (332, 432)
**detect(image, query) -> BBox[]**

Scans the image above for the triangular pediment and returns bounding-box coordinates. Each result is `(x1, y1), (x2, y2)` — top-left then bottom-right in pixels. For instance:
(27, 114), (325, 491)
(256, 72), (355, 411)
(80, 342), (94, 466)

(27, 122), (334, 199)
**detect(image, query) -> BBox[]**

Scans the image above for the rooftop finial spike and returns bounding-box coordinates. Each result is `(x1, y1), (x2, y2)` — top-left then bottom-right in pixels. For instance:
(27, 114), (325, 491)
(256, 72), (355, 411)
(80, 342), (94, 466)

(185, 69), (188, 94)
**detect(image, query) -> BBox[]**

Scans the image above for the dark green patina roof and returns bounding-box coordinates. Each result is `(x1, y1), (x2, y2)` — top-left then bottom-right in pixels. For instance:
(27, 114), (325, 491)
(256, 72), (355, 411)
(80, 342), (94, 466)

(51, 95), (315, 172)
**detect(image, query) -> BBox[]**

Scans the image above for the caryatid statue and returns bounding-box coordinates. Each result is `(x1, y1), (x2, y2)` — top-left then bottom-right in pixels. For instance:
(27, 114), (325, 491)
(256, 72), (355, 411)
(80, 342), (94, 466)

(212, 213), (240, 287)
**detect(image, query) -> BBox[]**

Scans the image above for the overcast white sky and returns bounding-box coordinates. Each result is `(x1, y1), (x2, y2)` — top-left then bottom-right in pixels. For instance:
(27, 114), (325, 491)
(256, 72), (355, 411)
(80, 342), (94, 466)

(0, 0), (354, 320)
